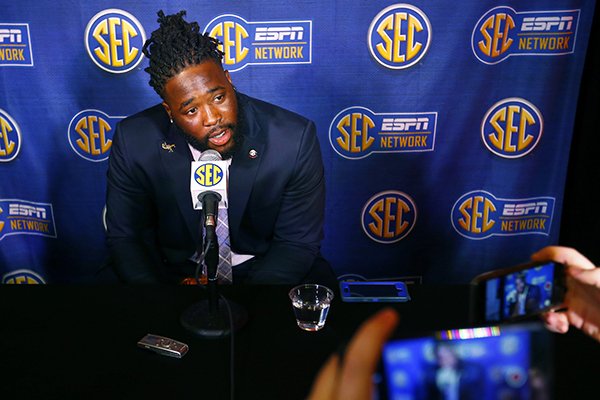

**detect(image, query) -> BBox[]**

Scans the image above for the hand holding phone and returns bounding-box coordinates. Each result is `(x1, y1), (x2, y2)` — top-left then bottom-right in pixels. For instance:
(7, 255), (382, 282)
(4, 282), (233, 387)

(532, 246), (600, 343)
(470, 260), (566, 325)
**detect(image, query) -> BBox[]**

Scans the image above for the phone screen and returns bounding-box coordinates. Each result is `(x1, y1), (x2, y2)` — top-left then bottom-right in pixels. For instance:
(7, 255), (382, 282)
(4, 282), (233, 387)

(474, 261), (566, 324)
(377, 323), (553, 400)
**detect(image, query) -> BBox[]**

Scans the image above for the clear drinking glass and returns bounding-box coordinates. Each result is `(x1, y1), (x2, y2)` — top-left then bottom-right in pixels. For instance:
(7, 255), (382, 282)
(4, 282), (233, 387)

(288, 284), (334, 331)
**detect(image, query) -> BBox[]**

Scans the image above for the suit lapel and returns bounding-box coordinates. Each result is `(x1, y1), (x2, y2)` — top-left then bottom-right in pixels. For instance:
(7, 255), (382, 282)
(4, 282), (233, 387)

(229, 97), (265, 237)
(159, 123), (201, 244)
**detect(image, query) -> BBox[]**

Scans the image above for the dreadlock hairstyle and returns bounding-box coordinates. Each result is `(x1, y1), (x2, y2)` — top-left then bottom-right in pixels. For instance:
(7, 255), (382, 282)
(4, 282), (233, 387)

(142, 10), (225, 97)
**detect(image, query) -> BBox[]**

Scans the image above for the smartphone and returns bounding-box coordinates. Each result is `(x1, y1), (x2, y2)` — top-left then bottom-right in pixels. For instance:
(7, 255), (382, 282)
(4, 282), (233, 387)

(470, 260), (566, 325)
(339, 281), (410, 302)
(376, 322), (553, 400)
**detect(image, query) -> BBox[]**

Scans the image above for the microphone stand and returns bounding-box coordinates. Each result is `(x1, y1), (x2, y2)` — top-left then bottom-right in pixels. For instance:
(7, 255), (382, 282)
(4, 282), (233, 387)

(180, 193), (247, 338)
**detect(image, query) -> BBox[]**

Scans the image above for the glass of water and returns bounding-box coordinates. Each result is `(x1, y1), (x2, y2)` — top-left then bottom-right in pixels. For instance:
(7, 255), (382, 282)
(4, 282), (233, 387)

(288, 284), (334, 331)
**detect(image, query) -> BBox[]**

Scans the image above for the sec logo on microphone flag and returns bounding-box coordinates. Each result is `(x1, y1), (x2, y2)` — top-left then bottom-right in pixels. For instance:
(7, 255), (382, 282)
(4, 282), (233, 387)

(194, 163), (224, 187)
(190, 159), (229, 210)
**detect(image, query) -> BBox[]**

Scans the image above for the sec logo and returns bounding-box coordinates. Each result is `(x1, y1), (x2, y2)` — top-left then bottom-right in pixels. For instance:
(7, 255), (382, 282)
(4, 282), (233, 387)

(481, 97), (543, 158)
(68, 109), (122, 162)
(368, 4), (431, 69)
(2, 269), (46, 284)
(85, 9), (146, 73)
(362, 190), (417, 243)
(194, 163), (224, 187)
(0, 108), (21, 162)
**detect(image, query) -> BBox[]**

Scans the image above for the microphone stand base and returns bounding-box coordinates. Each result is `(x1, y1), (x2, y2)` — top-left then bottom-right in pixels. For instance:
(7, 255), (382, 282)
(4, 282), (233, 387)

(180, 298), (248, 338)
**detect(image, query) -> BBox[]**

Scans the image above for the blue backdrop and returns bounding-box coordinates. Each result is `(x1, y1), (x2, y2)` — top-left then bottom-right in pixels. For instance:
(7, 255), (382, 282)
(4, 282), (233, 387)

(0, 1), (595, 284)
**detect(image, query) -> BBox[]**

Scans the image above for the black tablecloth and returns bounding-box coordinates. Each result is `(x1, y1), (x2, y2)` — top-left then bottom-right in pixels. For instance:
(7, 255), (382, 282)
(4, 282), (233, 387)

(0, 284), (597, 399)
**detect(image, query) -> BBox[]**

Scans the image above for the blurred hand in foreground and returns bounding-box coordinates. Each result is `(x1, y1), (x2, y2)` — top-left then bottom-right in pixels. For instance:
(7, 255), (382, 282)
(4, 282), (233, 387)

(532, 246), (600, 342)
(307, 307), (399, 400)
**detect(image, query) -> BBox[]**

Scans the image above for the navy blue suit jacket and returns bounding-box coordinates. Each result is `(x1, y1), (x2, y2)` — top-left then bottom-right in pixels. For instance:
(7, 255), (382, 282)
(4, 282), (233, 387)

(106, 93), (326, 284)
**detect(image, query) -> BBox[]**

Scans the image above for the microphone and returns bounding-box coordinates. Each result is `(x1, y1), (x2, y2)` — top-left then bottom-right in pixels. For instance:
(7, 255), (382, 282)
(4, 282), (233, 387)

(181, 149), (247, 338)
(190, 149), (228, 210)
(190, 150), (227, 280)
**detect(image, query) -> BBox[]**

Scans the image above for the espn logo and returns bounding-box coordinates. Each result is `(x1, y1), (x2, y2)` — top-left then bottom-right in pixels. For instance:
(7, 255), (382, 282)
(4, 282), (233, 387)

(255, 27), (304, 41)
(382, 118), (430, 132)
(0, 23), (33, 66)
(0, 28), (22, 43)
(521, 16), (573, 32)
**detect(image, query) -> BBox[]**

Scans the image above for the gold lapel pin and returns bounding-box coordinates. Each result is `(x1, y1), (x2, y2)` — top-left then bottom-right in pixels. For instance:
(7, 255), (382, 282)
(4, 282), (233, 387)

(161, 142), (176, 153)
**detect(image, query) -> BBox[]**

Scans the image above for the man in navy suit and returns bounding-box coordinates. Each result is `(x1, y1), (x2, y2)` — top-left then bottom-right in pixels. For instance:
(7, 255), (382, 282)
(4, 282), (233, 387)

(506, 272), (543, 317)
(105, 10), (332, 285)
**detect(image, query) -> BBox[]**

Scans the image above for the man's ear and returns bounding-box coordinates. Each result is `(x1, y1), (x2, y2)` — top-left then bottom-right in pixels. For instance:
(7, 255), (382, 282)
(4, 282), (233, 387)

(162, 102), (172, 122)
(225, 70), (233, 85)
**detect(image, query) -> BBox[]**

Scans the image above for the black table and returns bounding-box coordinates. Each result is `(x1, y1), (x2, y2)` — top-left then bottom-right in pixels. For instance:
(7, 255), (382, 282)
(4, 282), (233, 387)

(0, 284), (598, 399)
